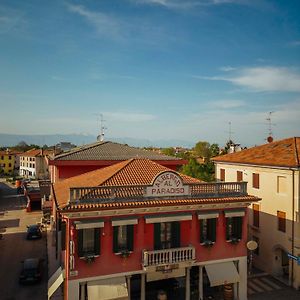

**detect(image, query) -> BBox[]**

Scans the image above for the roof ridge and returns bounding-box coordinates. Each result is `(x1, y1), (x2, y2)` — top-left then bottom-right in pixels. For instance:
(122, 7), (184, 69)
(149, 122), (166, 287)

(54, 140), (108, 159)
(99, 158), (135, 186)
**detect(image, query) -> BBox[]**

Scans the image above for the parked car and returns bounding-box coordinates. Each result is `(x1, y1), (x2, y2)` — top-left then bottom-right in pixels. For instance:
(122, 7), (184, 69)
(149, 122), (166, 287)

(26, 224), (42, 240)
(19, 258), (43, 284)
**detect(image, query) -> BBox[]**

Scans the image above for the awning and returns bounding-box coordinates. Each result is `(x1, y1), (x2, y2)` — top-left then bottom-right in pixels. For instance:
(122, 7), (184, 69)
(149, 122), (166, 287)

(48, 267), (64, 299)
(205, 261), (240, 287)
(198, 211), (219, 220)
(112, 218), (138, 226)
(88, 277), (129, 300)
(145, 213), (192, 224)
(224, 210), (245, 218)
(74, 220), (104, 229)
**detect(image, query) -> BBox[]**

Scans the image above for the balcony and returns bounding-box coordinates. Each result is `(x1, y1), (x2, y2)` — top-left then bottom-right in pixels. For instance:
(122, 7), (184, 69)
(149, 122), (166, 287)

(142, 246), (195, 270)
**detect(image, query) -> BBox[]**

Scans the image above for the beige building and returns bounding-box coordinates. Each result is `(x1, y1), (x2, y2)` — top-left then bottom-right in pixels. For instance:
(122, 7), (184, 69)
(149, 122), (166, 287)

(212, 137), (300, 289)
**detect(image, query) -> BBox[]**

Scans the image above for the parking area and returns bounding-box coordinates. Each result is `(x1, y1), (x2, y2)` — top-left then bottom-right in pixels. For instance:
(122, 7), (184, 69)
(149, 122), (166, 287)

(0, 180), (47, 300)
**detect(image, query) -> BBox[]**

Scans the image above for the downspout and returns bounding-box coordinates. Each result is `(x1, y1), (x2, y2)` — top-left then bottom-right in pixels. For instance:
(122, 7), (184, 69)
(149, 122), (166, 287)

(291, 169), (295, 288)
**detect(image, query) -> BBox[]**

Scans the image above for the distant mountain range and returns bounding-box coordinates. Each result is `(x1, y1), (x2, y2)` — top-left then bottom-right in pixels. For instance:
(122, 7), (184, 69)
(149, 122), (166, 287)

(0, 133), (194, 148)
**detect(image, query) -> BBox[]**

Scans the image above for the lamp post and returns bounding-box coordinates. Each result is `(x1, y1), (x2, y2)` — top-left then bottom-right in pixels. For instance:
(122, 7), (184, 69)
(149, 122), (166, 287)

(247, 240), (258, 275)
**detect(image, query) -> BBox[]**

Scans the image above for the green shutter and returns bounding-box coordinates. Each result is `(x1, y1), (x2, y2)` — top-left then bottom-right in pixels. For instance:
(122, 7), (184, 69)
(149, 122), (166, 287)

(113, 226), (119, 253)
(127, 225), (134, 251)
(236, 217), (243, 239)
(154, 223), (161, 250)
(226, 218), (231, 240)
(77, 229), (83, 257)
(171, 222), (180, 248)
(94, 228), (100, 255)
(200, 220), (204, 243)
(210, 218), (217, 242)
(61, 222), (66, 251)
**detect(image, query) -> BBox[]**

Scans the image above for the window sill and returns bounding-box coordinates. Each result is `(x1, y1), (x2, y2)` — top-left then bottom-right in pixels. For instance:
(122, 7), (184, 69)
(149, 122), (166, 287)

(114, 250), (133, 258)
(79, 254), (99, 259)
(200, 241), (215, 246)
(226, 239), (241, 244)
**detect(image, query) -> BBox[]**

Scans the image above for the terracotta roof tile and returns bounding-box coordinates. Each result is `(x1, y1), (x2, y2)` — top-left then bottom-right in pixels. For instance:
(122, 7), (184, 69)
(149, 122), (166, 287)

(64, 195), (259, 211)
(54, 158), (201, 208)
(52, 141), (182, 161)
(212, 137), (300, 168)
(20, 149), (54, 157)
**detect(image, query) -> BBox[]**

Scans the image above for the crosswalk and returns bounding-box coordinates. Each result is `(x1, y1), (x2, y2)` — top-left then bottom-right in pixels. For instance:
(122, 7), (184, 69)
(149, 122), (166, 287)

(248, 275), (285, 296)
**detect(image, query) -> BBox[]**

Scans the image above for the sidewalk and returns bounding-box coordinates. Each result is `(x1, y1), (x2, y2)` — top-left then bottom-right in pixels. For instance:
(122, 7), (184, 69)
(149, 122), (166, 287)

(47, 226), (64, 300)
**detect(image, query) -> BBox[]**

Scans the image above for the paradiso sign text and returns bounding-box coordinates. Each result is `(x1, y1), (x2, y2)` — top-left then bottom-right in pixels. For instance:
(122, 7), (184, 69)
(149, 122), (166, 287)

(145, 171), (190, 197)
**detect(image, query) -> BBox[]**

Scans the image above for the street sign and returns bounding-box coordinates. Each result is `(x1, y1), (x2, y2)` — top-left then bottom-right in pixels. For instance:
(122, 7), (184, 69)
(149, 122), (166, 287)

(287, 253), (300, 265)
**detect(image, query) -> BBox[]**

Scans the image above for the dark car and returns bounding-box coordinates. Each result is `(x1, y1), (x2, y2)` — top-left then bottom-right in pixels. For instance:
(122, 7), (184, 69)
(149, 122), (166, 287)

(19, 258), (43, 284)
(26, 224), (42, 240)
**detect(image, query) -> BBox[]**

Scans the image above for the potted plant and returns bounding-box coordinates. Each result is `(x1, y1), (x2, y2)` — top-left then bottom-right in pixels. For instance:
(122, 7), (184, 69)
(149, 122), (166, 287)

(203, 240), (214, 247)
(120, 249), (131, 258)
(83, 254), (95, 264)
(230, 237), (240, 244)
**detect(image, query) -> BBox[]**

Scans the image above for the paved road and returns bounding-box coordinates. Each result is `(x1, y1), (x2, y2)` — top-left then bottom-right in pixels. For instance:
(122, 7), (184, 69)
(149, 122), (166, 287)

(0, 180), (47, 300)
(248, 274), (300, 300)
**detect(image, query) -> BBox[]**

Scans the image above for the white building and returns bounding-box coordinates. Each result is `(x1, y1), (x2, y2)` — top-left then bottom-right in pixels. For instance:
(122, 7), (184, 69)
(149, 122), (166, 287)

(19, 149), (54, 179)
(213, 137), (300, 289)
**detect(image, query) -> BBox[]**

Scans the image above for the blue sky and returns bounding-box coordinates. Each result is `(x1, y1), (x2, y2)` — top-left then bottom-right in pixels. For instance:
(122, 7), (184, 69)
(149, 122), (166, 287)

(0, 0), (299, 146)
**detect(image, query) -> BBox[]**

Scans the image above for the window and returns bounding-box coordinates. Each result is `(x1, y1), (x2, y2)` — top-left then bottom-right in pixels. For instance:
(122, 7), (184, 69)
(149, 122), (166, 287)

(277, 176), (287, 194)
(220, 169), (225, 181)
(253, 204), (260, 228)
(154, 222), (180, 250)
(200, 218), (217, 243)
(113, 225), (134, 253)
(8, 163), (11, 168)
(277, 211), (286, 232)
(77, 228), (100, 257)
(8, 156), (11, 160)
(252, 173), (259, 189)
(237, 171), (243, 182)
(226, 217), (243, 241)
(1, 156), (3, 160)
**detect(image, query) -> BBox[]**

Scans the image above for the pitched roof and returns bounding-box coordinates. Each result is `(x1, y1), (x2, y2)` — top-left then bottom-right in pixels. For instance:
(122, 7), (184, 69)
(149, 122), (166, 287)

(52, 141), (182, 161)
(212, 137), (300, 168)
(54, 158), (202, 208)
(20, 149), (55, 157)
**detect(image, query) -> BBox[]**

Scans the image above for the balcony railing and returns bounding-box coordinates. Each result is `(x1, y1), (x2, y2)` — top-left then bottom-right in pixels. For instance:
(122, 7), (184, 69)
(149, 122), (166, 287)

(69, 182), (247, 203)
(142, 246), (195, 267)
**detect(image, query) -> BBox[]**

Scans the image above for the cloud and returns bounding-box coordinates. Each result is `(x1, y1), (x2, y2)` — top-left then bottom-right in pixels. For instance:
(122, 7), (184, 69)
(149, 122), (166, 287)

(289, 40), (300, 47)
(66, 3), (122, 39)
(104, 112), (156, 122)
(198, 66), (300, 93)
(209, 99), (246, 109)
(219, 66), (236, 72)
(133, 0), (247, 9)
(0, 6), (26, 34)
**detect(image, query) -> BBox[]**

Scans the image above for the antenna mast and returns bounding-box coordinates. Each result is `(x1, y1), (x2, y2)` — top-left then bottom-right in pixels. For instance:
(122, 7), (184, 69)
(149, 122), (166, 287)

(266, 112), (275, 143)
(96, 114), (107, 142)
(228, 121), (234, 144)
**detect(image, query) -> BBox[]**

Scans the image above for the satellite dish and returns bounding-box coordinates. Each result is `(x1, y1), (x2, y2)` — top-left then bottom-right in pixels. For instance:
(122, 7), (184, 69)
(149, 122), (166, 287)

(247, 240), (258, 251)
(267, 136), (273, 143)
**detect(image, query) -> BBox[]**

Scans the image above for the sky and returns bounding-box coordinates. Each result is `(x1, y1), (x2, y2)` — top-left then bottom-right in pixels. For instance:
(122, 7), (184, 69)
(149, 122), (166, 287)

(0, 0), (300, 147)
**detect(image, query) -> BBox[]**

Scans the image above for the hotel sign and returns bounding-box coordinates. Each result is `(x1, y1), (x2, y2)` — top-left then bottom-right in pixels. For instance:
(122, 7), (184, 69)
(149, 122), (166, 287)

(145, 171), (190, 197)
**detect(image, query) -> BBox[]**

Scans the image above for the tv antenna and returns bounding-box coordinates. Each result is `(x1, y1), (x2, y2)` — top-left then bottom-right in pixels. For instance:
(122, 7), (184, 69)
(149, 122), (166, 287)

(266, 112), (275, 143)
(227, 121), (234, 144)
(94, 114), (107, 142)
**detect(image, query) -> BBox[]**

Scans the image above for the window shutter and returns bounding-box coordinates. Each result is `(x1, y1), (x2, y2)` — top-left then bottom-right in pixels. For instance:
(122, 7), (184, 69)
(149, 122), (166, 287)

(154, 223), (161, 250)
(61, 222), (66, 250)
(226, 218), (232, 240)
(113, 226), (119, 253)
(235, 217), (243, 239)
(77, 229), (83, 257)
(94, 228), (100, 255)
(253, 173), (259, 189)
(200, 220), (204, 243)
(237, 171), (243, 182)
(171, 222), (180, 248)
(210, 218), (217, 242)
(127, 225), (134, 251)
(220, 169), (225, 181)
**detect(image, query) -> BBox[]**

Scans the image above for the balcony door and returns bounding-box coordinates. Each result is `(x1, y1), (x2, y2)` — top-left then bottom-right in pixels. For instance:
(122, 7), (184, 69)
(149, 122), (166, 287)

(154, 221), (180, 250)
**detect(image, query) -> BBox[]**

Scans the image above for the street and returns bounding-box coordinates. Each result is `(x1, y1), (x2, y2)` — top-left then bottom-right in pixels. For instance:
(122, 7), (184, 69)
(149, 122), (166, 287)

(0, 180), (47, 300)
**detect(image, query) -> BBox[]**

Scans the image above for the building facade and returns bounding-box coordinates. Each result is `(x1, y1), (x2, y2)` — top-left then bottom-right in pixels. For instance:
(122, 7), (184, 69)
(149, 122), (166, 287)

(19, 149), (54, 179)
(213, 137), (300, 289)
(0, 150), (20, 175)
(49, 141), (186, 183)
(49, 159), (259, 300)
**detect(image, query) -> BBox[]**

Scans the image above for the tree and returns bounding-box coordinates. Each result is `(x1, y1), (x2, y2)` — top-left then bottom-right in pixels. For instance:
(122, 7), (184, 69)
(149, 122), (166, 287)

(161, 147), (176, 157)
(209, 143), (220, 157)
(194, 141), (211, 160)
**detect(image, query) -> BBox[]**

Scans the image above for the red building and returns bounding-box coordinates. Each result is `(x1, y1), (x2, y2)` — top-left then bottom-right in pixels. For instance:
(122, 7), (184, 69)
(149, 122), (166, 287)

(49, 159), (259, 300)
(49, 141), (186, 183)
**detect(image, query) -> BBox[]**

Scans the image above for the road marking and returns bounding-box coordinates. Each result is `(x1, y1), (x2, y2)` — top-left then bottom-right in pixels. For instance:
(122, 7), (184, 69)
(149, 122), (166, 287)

(248, 280), (264, 292)
(252, 278), (273, 291)
(260, 277), (282, 290)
